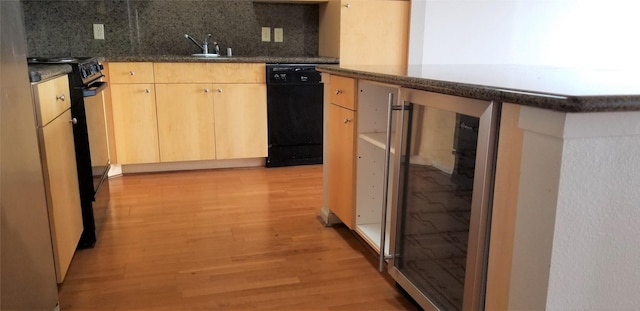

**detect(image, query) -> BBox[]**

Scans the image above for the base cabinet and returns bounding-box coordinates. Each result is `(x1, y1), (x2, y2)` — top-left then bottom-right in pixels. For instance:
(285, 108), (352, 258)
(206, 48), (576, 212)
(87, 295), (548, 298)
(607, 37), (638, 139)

(110, 83), (160, 164)
(213, 84), (268, 159)
(106, 62), (267, 166)
(155, 84), (216, 162)
(33, 75), (83, 283)
(327, 103), (356, 228)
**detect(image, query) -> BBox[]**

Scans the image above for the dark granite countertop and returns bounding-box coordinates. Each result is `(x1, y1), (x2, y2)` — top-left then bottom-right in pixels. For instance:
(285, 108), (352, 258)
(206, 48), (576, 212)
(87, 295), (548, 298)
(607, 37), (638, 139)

(28, 64), (72, 83)
(27, 55), (338, 82)
(105, 55), (339, 64)
(317, 64), (640, 113)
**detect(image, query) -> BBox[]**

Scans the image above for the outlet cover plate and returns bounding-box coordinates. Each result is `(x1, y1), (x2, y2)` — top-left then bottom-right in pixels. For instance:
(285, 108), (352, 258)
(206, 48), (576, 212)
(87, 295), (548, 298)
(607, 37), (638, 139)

(274, 28), (283, 43)
(261, 27), (271, 42)
(93, 24), (105, 40)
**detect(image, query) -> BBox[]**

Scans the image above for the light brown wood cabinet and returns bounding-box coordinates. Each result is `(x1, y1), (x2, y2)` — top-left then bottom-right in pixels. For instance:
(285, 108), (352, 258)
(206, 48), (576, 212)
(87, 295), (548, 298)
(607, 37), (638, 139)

(319, 0), (410, 67)
(326, 75), (357, 229)
(154, 63), (267, 162)
(155, 83), (216, 162)
(33, 75), (83, 283)
(213, 83), (268, 159)
(108, 62), (160, 165)
(106, 62), (267, 165)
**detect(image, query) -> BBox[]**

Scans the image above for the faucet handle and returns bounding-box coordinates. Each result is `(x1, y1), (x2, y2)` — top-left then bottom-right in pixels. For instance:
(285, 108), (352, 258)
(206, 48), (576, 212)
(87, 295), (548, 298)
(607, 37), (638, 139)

(204, 33), (212, 44)
(213, 41), (220, 55)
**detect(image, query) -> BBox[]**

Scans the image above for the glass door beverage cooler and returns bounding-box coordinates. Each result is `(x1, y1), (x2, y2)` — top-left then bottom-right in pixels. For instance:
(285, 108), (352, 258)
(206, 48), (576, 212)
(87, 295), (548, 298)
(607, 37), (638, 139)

(385, 88), (499, 310)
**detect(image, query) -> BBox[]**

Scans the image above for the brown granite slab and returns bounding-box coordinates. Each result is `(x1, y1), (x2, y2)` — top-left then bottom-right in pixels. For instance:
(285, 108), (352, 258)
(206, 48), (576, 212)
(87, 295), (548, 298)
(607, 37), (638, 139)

(317, 65), (640, 113)
(104, 55), (338, 64)
(28, 64), (72, 83)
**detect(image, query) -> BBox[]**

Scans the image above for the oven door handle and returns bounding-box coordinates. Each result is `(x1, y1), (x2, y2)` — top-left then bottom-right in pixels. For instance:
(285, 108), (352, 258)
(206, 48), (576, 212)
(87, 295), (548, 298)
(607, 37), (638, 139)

(82, 81), (108, 97)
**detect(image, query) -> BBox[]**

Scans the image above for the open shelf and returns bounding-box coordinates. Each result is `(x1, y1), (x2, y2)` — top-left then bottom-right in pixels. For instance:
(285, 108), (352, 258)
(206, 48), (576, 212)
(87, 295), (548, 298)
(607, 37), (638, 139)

(355, 223), (390, 255)
(359, 132), (395, 153)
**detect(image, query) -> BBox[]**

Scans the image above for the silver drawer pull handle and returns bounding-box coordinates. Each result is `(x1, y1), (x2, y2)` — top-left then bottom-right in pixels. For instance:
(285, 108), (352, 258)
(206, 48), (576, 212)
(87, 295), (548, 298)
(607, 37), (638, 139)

(56, 94), (65, 101)
(69, 118), (78, 125)
(335, 89), (343, 95)
(129, 71), (135, 75)
(145, 88), (151, 93)
(217, 88), (223, 93)
(345, 3), (351, 8)
(343, 117), (351, 124)
(204, 88), (210, 93)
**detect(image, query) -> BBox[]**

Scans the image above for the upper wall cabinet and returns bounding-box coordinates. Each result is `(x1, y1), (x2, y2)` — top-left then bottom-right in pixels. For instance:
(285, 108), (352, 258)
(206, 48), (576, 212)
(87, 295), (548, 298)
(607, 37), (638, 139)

(319, 0), (410, 67)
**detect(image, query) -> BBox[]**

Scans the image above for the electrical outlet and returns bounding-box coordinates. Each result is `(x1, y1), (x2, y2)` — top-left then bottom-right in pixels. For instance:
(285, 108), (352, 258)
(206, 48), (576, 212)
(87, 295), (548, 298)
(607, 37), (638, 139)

(93, 24), (105, 40)
(274, 28), (283, 43)
(261, 27), (271, 42)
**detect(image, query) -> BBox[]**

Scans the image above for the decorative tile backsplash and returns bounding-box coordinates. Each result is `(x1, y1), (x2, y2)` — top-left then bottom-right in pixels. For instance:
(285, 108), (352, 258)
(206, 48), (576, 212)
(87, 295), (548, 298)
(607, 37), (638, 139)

(22, 0), (319, 58)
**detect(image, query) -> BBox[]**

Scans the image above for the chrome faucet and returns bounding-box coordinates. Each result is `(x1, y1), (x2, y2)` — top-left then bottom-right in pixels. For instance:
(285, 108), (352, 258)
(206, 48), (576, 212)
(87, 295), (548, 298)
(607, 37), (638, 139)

(184, 33), (213, 54)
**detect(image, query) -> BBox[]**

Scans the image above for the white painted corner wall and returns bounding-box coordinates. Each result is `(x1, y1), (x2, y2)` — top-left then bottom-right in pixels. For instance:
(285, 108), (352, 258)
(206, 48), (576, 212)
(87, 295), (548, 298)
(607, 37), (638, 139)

(409, 0), (640, 69)
(510, 107), (640, 310)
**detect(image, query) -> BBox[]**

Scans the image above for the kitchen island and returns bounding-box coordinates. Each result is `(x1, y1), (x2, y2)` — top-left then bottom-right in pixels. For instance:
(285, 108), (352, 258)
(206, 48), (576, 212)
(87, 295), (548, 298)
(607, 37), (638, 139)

(318, 64), (640, 310)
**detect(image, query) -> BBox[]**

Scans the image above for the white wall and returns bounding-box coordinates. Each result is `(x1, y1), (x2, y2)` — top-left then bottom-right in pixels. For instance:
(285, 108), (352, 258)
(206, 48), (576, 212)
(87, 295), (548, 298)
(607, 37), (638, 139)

(511, 107), (640, 310)
(409, 0), (640, 69)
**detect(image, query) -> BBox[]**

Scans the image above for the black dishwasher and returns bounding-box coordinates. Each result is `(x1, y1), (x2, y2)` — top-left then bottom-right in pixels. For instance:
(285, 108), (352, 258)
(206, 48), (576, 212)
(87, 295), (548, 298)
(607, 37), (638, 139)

(266, 64), (323, 167)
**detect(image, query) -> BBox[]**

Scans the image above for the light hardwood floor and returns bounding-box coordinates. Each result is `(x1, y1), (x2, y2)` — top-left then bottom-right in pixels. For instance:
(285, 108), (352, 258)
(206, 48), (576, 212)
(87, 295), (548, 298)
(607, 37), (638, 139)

(59, 165), (419, 310)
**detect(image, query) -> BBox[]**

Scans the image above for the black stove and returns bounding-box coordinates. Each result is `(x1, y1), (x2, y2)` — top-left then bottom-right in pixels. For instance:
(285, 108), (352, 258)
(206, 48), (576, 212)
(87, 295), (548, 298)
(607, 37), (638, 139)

(28, 56), (104, 86)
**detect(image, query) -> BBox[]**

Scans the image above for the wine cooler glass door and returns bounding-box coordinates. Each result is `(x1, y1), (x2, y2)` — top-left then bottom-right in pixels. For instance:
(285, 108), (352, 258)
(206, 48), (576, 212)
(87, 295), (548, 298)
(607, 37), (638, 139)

(387, 89), (498, 311)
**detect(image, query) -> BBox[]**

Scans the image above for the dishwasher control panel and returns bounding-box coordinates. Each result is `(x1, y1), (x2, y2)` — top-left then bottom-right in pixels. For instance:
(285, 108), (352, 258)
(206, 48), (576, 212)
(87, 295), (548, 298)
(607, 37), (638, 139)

(266, 64), (321, 84)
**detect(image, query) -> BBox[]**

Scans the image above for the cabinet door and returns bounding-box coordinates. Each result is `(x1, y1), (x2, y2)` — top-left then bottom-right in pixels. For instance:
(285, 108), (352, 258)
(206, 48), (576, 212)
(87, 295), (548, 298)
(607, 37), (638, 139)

(319, 0), (409, 66)
(341, 0), (409, 66)
(327, 103), (356, 229)
(41, 109), (83, 283)
(213, 84), (268, 159)
(110, 84), (160, 164)
(155, 84), (216, 162)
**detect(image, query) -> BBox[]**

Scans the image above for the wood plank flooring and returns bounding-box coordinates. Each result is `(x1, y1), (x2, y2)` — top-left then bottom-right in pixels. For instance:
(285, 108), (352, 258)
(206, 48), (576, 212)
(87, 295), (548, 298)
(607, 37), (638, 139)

(59, 165), (419, 310)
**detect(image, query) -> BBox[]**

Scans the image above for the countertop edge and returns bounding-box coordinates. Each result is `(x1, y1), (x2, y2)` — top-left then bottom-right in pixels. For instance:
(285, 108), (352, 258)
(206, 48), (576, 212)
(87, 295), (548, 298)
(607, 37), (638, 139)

(28, 64), (72, 83)
(317, 65), (640, 113)
(103, 55), (339, 64)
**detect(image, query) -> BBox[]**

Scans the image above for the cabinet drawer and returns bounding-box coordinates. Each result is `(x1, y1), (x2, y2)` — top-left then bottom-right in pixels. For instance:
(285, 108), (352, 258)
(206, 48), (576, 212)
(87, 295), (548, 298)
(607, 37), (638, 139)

(34, 75), (70, 126)
(109, 62), (154, 84)
(212, 63), (265, 83)
(154, 63), (266, 83)
(329, 75), (356, 110)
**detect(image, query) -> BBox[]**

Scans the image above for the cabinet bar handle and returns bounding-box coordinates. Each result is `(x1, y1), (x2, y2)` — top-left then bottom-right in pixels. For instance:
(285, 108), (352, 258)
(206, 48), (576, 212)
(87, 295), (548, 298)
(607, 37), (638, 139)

(56, 94), (65, 101)
(379, 92), (394, 272)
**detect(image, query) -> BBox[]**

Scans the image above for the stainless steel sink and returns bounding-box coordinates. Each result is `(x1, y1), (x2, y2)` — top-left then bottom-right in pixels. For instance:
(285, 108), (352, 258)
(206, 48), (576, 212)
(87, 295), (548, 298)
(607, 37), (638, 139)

(191, 53), (221, 58)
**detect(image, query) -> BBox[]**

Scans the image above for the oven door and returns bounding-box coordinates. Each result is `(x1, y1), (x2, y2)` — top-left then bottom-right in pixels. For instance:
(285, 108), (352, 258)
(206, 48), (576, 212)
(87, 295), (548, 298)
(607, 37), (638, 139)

(76, 78), (110, 247)
(82, 79), (110, 192)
